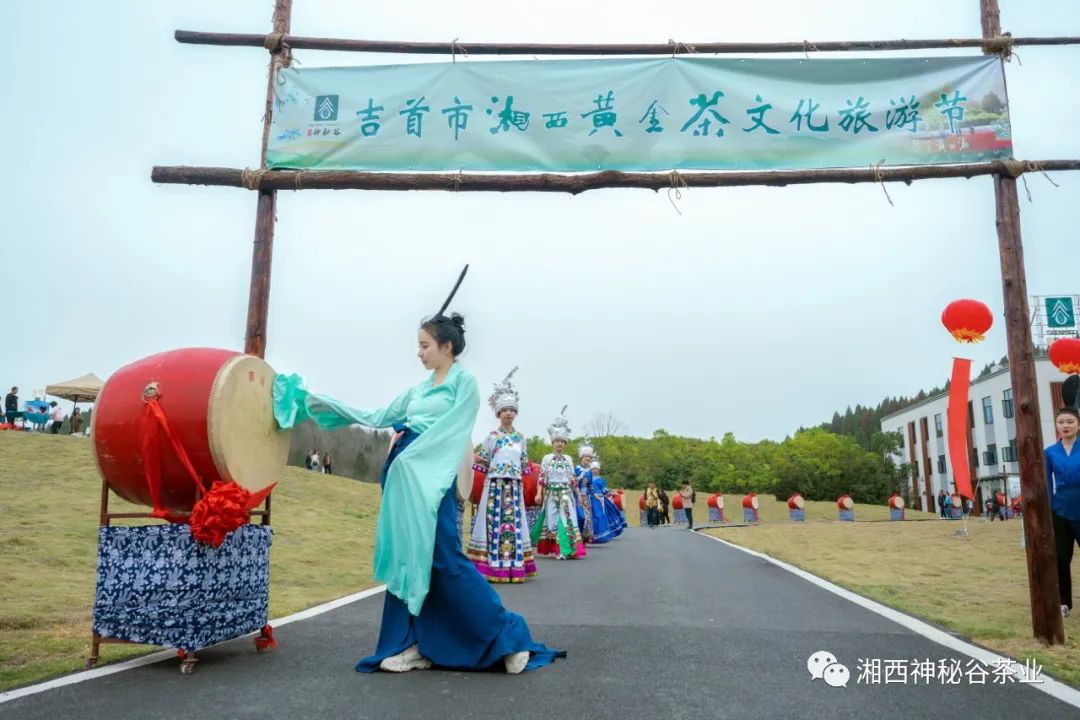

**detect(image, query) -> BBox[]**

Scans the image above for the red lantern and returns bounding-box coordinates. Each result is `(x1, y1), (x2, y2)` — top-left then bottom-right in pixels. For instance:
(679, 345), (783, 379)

(1049, 338), (1080, 374)
(941, 299), (993, 343)
(672, 494), (684, 510)
(638, 495), (647, 511)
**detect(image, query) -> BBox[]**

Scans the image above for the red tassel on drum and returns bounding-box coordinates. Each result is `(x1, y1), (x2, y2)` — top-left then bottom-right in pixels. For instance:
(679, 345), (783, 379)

(189, 480), (277, 548)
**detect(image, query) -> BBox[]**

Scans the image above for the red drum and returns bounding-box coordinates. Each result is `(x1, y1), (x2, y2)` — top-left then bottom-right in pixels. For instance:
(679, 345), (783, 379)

(92, 348), (289, 513)
(888, 493), (905, 510)
(837, 495), (854, 510)
(638, 495), (647, 511)
(523, 461), (541, 507)
(672, 493), (684, 510)
(612, 493), (623, 510)
(787, 494), (805, 510)
(742, 493), (759, 510)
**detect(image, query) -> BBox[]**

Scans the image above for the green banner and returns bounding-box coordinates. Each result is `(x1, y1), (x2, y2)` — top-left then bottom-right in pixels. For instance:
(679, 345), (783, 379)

(266, 56), (1011, 173)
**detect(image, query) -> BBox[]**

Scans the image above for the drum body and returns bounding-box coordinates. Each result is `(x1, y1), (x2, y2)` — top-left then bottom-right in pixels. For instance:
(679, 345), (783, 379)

(93, 348), (289, 513)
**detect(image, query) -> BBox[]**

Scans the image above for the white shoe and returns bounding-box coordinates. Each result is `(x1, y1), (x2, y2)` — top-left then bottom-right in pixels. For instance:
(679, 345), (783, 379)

(504, 651), (530, 675)
(380, 645), (431, 672)
(1063, 605), (1071, 618)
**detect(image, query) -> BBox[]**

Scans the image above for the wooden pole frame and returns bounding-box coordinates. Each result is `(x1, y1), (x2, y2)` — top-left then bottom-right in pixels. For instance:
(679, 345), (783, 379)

(174, 29), (1080, 55)
(161, 0), (1075, 645)
(151, 160), (1080, 194)
(980, 0), (1063, 646)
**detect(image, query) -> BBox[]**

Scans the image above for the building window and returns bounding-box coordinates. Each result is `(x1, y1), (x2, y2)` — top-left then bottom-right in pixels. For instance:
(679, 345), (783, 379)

(898, 428), (904, 448)
(982, 396), (994, 425)
(1002, 438), (1017, 463)
(968, 401), (975, 429)
(937, 455), (947, 474)
(971, 447), (979, 467)
(984, 443), (998, 467)
(913, 460), (919, 478)
(1002, 388), (1014, 419)
(934, 413), (943, 438)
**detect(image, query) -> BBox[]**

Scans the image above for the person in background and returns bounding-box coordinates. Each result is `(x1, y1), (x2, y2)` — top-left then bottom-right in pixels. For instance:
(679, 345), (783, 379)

(1046, 401), (1080, 618)
(644, 483), (660, 528)
(5, 386), (18, 428)
(658, 488), (670, 525)
(69, 407), (84, 435)
(49, 401), (64, 434)
(310, 450), (321, 472)
(680, 481), (696, 530)
(324, 451), (333, 475)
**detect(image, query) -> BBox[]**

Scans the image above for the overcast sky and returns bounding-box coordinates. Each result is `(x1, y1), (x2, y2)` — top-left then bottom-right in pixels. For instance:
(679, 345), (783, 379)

(3, 1), (1078, 442)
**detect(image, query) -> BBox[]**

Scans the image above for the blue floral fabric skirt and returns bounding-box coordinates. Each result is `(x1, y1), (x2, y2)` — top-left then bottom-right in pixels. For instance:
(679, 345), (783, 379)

(93, 523), (272, 651)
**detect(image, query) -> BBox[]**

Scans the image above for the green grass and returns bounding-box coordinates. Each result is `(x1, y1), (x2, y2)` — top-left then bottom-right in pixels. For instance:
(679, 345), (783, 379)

(705, 517), (1080, 687)
(0, 431), (381, 692)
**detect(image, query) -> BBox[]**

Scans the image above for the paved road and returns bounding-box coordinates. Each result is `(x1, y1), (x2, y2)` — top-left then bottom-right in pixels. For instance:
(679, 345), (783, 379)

(3, 527), (1075, 719)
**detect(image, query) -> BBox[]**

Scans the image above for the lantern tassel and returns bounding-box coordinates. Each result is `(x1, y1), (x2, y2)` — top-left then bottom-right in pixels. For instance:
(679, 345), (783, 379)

(947, 357), (974, 499)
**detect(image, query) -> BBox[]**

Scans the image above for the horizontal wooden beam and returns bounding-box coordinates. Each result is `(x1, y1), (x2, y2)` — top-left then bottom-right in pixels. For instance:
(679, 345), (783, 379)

(151, 160), (1080, 195)
(174, 29), (1080, 55)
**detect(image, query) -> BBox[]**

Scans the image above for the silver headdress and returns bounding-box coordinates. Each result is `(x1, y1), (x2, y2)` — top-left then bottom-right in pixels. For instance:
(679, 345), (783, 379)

(578, 438), (595, 459)
(548, 405), (571, 442)
(488, 366), (520, 415)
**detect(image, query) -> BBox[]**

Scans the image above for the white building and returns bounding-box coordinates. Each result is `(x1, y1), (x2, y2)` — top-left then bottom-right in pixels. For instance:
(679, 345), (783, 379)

(881, 358), (1069, 514)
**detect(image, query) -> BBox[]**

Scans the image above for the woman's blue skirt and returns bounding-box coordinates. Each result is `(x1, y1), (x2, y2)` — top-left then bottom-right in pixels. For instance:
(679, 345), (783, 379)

(356, 428), (564, 673)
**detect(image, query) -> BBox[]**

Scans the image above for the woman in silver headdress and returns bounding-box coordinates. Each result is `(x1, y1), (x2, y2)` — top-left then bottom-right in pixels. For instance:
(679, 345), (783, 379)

(532, 408), (586, 559)
(466, 368), (537, 583)
(574, 440), (596, 543)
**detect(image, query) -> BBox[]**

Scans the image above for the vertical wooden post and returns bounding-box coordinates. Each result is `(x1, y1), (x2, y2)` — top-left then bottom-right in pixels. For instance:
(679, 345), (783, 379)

(981, 0), (1064, 644)
(245, 0), (293, 359)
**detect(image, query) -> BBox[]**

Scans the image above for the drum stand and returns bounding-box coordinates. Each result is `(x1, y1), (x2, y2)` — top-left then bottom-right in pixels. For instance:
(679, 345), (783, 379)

(85, 475), (274, 674)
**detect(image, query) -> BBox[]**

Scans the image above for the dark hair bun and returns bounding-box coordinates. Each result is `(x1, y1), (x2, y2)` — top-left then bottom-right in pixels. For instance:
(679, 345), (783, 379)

(420, 314), (467, 357)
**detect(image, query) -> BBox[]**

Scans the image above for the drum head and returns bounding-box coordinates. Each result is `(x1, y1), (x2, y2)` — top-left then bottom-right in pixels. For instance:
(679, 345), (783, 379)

(794, 496), (805, 510)
(894, 496), (905, 509)
(207, 355), (290, 491)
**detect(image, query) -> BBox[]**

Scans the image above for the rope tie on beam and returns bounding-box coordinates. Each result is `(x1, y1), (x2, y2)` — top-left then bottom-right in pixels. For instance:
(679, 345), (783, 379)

(667, 39), (697, 59)
(667, 169), (688, 214)
(802, 39), (820, 59)
(451, 38), (469, 63)
(871, 159), (895, 207)
(264, 32), (286, 51)
(1001, 160), (1060, 202)
(241, 168), (270, 191)
(982, 33), (1015, 61)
